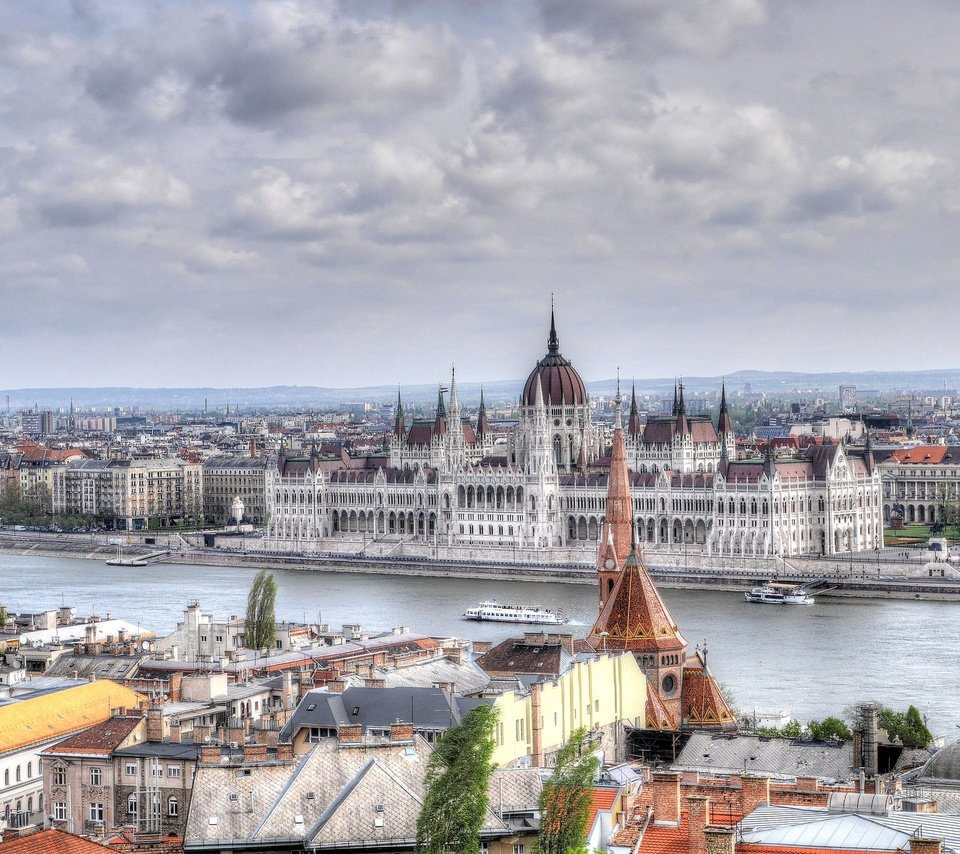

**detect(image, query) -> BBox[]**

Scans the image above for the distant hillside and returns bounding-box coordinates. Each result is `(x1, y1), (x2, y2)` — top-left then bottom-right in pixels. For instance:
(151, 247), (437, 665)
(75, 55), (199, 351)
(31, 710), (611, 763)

(3, 368), (959, 411)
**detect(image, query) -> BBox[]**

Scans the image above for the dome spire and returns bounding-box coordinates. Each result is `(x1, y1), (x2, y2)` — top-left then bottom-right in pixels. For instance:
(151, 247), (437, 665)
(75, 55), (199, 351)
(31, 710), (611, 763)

(548, 294), (559, 354)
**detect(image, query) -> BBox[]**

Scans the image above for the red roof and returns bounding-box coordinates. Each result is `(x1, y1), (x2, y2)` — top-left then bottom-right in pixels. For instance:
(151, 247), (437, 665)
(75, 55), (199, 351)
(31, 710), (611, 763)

(0, 829), (111, 853)
(586, 788), (619, 832)
(888, 445), (954, 464)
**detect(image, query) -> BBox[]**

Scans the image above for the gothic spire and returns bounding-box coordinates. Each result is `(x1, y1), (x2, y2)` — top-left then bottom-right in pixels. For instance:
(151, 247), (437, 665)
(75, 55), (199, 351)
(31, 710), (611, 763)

(672, 383), (679, 417)
(394, 387), (406, 439)
(717, 380), (732, 437)
(628, 381), (643, 436)
(614, 367), (623, 430)
(548, 295), (559, 355)
(477, 386), (490, 440)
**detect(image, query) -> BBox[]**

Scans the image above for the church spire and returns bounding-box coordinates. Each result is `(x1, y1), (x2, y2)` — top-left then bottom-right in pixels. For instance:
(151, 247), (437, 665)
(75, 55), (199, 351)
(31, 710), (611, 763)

(594, 412), (633, 610)
(477, 386), (490, 440)
(547, 295), (559, 355)
(717, 381), (732, 436)
(628, 381), (642, 436)
(672, 383), (679, 417)
(394, 387), (406, 439)
(614, 367), (623, 431)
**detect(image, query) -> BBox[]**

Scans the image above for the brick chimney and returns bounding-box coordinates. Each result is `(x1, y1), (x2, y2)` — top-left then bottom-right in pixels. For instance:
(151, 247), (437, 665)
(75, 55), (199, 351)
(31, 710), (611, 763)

(198, 745), (221, 764)
(390, 723), (415, 741)
(338, 725), (363, 743)
(910, 839), (943, 854)
(740, 774), (770, 817)
(651, 772), (682, 825)
(687, 796), (711, 854)
(242, 744), (267, 763)
(277, 742), (294, 761)
(146, 707), (165, 742)
(364, 677), (386, 689)
(704, 826), (736, 854)
(169, 671), (183, 703)
(796, 776), (820, 792)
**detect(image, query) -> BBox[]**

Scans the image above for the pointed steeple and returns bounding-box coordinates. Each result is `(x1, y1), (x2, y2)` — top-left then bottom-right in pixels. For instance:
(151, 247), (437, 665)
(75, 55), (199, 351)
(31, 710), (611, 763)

(675, 382), (689, 436)
(717, 382), (732, 435)
(394, 387), (406, 439)
(763, 439), (776, 476)
(628, 382), (642, 436)
(595, 417), (633, 610)
(477, 386), (491, 440)
(548, 294), (559, 355)
(614, 367), (623, 431)
(433, 382), (447, 439)
(672, 383), (679, 417)
(864, 429), (875, 474)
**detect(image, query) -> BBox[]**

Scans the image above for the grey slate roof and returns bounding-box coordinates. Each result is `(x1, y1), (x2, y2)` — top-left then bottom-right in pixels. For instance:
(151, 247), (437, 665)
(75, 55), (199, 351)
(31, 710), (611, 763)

(184, 735), (512, 850)
(114, 741), (200, 760)
(741, 804), (960, 854)
(45, 653), (146, 681)
(673, 732), (856, 782)
(279, 687), (491, 742)
(339, 656), (490, 696)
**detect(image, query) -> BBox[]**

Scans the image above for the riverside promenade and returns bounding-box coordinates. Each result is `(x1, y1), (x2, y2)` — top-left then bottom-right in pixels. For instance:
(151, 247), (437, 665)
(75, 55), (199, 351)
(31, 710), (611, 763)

(3, 529), (960, 601)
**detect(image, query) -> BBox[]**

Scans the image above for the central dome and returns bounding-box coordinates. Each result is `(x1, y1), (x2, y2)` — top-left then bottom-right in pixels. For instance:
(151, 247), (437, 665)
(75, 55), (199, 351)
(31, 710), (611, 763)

(522, 310), (587, 407)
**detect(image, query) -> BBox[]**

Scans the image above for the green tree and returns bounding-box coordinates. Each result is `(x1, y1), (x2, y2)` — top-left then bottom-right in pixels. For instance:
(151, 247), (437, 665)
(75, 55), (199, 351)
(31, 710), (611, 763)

(243, 570), (276, 650)
(879, 706), (932, 749)
(807, 716), (853, 742)
(537, 727), (600, 854)
(0, 603), (7, 627)
(417, 704), (498, 854)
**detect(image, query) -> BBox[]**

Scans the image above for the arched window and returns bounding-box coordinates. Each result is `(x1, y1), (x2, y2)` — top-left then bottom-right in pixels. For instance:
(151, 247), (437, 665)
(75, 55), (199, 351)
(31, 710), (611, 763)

(128, 794), (138, 815)
(168, 797), (179, 817)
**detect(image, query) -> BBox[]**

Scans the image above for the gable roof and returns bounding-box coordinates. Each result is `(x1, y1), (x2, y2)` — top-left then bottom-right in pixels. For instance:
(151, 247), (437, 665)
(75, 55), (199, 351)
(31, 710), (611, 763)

(41, 715), (143, 757)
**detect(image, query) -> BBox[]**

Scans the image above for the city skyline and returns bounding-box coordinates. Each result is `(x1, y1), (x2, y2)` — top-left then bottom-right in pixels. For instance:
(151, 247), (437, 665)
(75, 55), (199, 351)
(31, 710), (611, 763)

(3, 2), (959, 388)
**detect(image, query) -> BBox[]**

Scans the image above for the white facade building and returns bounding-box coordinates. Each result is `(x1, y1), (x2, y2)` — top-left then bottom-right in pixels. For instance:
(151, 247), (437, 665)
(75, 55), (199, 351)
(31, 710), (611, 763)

(264, 313), (883, 558)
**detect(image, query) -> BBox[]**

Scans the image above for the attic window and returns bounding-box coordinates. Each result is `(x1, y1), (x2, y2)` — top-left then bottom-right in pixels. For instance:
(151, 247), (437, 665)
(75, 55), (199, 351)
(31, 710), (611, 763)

(306, 704), (316, 711)
(352, 707), (360, 716)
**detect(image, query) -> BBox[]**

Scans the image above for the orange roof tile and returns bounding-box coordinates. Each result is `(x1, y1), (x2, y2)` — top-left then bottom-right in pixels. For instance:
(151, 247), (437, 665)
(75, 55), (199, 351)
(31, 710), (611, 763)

(888, 445), (953, 464)
(741, 848), (895, 854)
(586, 788), (619, 832)
(0, 829), (111, 853)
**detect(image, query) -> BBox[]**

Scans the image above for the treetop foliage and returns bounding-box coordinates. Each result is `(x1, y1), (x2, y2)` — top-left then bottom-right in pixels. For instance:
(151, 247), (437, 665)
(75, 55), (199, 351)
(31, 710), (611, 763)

(417, 703), (498, 854)
(537, 727), (600, 854)
(243, 570), (276, 651)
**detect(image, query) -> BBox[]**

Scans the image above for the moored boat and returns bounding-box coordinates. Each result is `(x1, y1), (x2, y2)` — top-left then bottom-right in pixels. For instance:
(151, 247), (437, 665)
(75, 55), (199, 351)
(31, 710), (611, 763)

(463, 601), (568, 624)
(744, 582), (815, 605)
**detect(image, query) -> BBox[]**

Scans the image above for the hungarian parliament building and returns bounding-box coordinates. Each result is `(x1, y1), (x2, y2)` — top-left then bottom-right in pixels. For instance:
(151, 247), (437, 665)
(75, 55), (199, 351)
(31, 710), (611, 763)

(264, 312), (883, 560)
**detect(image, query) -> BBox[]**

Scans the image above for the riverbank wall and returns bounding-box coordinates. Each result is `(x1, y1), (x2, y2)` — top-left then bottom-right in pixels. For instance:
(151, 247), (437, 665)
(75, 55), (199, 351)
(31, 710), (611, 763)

(5, 531), (960, 600)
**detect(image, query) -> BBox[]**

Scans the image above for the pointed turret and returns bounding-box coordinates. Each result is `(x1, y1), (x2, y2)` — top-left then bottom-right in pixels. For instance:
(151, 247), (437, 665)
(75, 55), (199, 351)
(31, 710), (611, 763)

(588, 538), (688, 725)
(614, 368), (623, 431)
(477, 386), (491, 440)
(864, 429), (875, 474)
(674, 382), (689, 436)
(717, 382), (732, 436)
(393, 387), (406, 439)
(672, 383), (679, 417)
(447, 365), (461, 430)
(433, 384), (447, 438)
(763, 439), (776, 477)
(548, 295), (560, 355)
(595, 417), (633, 610)
(627, 382), (642, 436)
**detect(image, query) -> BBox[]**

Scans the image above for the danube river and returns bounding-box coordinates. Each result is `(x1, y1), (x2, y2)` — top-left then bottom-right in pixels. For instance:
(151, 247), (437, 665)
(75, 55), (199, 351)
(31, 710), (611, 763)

(3, 553), (957, 736)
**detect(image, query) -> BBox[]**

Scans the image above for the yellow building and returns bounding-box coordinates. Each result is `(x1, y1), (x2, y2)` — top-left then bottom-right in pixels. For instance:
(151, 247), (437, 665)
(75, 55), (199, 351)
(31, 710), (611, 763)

(0, 680), (142, 829)
(491, 651), (646, 768)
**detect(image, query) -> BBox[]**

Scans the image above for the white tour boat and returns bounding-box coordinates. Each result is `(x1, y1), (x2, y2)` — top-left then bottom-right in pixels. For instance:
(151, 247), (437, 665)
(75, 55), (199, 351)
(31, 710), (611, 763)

(744, 582), (815, 606)
(463, 601), (568, 624)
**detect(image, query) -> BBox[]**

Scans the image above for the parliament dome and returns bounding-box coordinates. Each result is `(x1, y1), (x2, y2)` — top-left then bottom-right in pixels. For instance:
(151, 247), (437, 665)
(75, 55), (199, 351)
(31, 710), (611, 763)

(521, 310), (588, 407)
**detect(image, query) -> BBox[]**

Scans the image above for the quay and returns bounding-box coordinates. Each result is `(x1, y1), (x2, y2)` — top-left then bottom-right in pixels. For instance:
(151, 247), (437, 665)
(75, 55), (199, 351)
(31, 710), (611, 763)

(3, 530), (960, 600)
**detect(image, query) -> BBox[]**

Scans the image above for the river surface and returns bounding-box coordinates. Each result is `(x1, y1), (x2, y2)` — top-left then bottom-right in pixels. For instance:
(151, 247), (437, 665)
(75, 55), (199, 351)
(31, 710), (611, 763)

(2, 553), (956, 736)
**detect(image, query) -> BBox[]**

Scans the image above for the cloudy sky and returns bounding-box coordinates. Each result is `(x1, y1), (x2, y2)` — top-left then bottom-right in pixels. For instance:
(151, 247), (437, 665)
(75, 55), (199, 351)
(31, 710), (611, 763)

(2, 1), (958, 389)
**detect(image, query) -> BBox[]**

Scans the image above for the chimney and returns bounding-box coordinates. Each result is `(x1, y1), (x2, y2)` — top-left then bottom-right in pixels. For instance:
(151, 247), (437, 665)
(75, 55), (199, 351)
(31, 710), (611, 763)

(796, 776), (819, 792)
(198, 745), (221, 764)
(910, 839), (943, 854)
(531, 682), (544, 767)
(277, 742), (294, 761)
(326, 679), (347, 694)
(651, 772), (682, 825)
(687, 796), (711, 854)
(243, 744), (267, 763)
(146, 707), (165, 742)
(704, 827), (736, 854)
(740, 774), (770, 817)
(169, 722), (182, 744)
(389, 722), (415, 742)
(338, 725), (363, 743)
(226, 716), (246, 746)
(364, 677), (386, 689)
(170, 671), (183, 703)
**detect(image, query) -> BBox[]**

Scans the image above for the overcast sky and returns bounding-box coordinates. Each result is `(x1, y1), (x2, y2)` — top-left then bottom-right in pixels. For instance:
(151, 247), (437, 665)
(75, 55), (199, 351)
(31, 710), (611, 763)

(2, 1), (958, 389)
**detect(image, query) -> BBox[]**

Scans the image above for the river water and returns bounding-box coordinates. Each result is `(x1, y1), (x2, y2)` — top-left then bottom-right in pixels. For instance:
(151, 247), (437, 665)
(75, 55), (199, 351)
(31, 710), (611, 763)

(2, 553), (956, 737)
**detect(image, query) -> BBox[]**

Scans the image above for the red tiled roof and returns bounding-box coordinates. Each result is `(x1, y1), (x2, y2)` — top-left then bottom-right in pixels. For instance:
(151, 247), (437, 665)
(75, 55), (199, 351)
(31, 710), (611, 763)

(586, 787), (619, 833)
(0, 829), (111, 853)
(41, 715), (143, 756)
(680, 653), (737, 729)
(889, 445), (954, 464)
